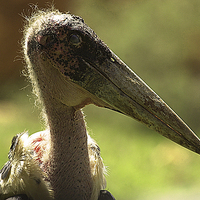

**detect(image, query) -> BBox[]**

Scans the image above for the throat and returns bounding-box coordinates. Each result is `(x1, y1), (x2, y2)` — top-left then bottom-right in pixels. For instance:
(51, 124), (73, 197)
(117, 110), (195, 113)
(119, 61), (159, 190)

(43, 99), (93, 200)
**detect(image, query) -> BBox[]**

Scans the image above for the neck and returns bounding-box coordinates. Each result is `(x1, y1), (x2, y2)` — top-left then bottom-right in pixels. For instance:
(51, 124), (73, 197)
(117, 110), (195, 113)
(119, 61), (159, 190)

(38, 91), (93, 199)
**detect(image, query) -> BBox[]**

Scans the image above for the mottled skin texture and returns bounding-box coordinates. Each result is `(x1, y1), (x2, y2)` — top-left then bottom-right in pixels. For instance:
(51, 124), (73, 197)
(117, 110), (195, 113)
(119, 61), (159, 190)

(2, 5), (200, 200)
(25, 10), (200, 156)
(23, 10), (107, 200)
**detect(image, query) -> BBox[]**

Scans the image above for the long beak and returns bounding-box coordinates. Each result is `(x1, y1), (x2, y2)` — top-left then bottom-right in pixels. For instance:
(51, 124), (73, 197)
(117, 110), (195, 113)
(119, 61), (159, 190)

(71, 51), (200, 155)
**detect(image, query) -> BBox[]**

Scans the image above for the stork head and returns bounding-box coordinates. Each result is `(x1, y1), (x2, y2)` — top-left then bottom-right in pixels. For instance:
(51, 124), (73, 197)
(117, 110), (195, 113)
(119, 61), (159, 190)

(24, 9), (200, 154)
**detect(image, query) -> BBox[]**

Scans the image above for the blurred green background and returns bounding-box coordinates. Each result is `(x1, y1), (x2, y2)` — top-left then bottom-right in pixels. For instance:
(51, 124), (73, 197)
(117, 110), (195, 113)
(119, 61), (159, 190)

(1, 0), (200, 199)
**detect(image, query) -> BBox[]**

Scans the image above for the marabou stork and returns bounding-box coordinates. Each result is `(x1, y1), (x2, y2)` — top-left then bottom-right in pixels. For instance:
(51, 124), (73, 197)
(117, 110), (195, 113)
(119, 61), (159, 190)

(1, 8), (200, 200)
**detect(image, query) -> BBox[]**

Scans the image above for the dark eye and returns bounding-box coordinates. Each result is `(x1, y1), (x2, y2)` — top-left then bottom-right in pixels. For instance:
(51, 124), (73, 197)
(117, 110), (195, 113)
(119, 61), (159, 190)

(69, 34), (82, 46)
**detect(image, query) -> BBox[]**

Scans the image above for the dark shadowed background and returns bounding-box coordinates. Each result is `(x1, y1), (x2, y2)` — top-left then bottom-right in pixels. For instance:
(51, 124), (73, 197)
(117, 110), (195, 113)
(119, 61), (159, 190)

(1, 0), (200, 199)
